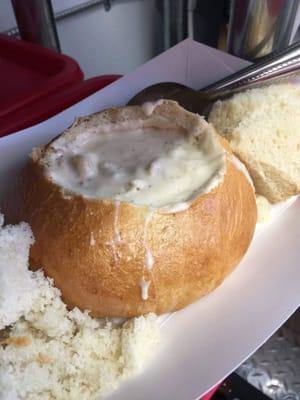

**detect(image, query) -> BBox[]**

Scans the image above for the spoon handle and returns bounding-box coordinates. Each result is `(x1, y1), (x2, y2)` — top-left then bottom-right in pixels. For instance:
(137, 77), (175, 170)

(202, 41), (300, 100)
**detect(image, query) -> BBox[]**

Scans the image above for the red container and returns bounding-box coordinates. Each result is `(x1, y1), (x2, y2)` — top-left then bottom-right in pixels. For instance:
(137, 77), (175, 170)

(0, 34), (121, 137)
(0, 75), (121, 137)
(0, 34), (83, 118)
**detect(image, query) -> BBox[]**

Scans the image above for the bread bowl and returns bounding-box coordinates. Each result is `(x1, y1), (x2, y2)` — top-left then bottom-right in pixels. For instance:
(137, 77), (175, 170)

(19, 100), (257, 317)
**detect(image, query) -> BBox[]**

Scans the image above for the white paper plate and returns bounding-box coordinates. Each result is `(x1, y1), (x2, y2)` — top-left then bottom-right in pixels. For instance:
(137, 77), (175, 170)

(0, 39), (299, 400)
(106, 197), (300, 400)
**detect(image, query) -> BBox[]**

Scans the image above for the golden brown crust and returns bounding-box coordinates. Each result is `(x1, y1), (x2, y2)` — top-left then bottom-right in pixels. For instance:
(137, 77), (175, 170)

(18, 103), (257, 317)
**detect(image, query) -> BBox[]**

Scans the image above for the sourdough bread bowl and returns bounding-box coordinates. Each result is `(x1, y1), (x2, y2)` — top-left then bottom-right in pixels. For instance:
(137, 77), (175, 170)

(19, 100), (257, 317)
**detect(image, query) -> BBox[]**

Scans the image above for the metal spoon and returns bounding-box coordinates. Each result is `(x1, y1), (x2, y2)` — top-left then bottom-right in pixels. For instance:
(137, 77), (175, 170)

(128, 41), (300, 116)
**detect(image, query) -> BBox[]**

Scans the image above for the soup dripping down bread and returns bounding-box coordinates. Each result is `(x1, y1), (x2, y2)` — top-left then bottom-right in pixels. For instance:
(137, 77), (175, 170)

(19, 100), (257, 317)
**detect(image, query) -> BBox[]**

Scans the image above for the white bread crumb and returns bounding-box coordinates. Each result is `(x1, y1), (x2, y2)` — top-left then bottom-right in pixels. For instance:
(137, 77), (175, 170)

(256, 195), (271, 223)
(0, 214), (160, 400)
(0, 216), (35, 329)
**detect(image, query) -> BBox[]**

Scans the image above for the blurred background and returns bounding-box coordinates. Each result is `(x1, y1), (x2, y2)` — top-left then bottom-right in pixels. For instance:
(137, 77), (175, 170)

(1, 0), (300, 78)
